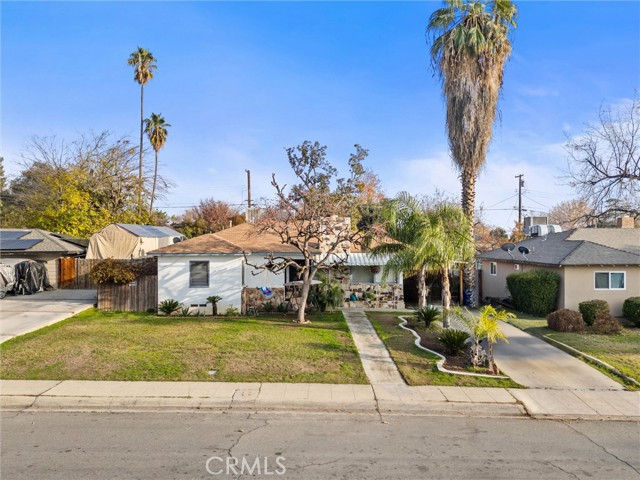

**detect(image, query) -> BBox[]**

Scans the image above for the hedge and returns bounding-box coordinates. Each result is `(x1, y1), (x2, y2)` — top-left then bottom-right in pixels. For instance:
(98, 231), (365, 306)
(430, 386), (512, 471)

(506, 270), (561, 316)
(578, 299), (610, 326)
(623, 297), (640, 326)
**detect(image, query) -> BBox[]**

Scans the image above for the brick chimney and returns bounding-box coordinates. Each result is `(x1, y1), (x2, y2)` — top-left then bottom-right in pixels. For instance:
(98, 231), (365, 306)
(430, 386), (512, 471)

(616, 216), (634, 229)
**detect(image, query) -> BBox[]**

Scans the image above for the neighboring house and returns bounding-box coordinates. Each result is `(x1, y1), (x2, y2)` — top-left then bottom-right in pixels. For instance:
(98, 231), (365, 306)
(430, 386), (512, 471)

(0, 229), (86, 288)
(149, 222), (403, 313)
(86, 224), (185, 260)
(478, 227), (640, 316)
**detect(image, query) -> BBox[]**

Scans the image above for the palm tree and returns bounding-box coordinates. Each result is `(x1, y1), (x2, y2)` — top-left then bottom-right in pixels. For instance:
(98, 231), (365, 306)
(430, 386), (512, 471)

(421, 202), (475, 327)
(144, 113), (171, 214)
(371, 194), (474, 321)
(127, 47), (157, 214)
(427, 0), (517, 306)
(371, 193), (432, 308)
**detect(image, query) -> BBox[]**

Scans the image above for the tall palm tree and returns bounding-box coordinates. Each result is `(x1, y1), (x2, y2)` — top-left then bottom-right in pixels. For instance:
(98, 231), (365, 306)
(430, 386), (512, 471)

(127, 47), (157, 214)
(427, 0), (517, 306)
(144, 113), (171, 215)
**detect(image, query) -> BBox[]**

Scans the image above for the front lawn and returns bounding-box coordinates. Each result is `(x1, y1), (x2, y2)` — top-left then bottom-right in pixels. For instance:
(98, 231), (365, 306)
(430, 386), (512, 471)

(508, 316), (640, 388)
(367, 312), (521, 388)
(0, 309), (368, 384)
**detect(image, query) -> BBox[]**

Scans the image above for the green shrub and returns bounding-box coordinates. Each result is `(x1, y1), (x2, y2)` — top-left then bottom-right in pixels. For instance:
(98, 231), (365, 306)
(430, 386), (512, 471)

(89, 257), (156, 285)
(262, 301), (274, 313)
(622, 297), (640, 326)
(592, 312), (622, 335)
(308, 275), (344, 312)
(179, 306), (192, 317)
(415, 306), (441, 328)
(546, 309), (585, 333)
(578, 300), (610, 326)
(276, 303), (288, 314)
(437, 329), (470, 355)
(158, 299), (182, 316)
(506, 270), (560, 316)
(225, 306), (240, 316)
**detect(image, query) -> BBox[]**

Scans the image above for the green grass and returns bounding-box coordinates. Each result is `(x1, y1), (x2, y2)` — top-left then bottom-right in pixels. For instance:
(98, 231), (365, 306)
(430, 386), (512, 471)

(0, 309), (368, 384)
(508, 315), (640, 389)
(367, 312), (521, 388)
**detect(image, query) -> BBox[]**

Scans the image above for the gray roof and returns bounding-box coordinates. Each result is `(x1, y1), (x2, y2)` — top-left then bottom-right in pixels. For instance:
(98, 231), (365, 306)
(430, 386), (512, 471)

(479, 228), (640, 266)
(116, 224), (184, 239)
(0, 229), (85, 255)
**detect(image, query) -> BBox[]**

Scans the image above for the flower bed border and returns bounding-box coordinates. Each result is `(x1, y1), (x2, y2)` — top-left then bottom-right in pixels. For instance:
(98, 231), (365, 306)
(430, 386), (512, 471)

(398, 316), (510, 380)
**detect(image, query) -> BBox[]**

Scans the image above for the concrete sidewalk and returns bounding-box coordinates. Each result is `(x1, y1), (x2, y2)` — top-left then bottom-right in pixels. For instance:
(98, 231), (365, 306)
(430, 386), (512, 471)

(1, 380), (638, 420)
(0, 289), (96, 343)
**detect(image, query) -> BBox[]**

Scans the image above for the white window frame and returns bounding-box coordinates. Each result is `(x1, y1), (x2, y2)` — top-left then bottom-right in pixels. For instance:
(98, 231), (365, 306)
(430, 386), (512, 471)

(189, 261), (210, 288)
(490, 262), (497, 276)
(594, 271), (626, 291)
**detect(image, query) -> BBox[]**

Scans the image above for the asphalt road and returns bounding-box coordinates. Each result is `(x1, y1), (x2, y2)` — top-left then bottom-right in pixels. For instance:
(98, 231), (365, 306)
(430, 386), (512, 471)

(1, 411), (639, 480)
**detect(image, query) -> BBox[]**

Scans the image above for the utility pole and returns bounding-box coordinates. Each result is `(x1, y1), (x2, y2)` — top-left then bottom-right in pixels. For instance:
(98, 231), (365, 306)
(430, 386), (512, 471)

(515, 174), (524, 229)
(245, 169), (251, 208)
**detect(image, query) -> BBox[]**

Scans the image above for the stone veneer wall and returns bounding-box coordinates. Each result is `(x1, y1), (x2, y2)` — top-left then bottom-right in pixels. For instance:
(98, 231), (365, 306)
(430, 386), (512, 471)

(242, 287), (286, 314)
(343, 283), (405, 310)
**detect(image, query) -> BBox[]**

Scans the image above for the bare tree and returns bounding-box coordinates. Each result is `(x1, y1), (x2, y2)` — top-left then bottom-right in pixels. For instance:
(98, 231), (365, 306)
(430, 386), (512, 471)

(246, 141), (372, 324)
(566, 98), (640, 223)
(547, 198), (592, 229)
(174, 199), (243, 237)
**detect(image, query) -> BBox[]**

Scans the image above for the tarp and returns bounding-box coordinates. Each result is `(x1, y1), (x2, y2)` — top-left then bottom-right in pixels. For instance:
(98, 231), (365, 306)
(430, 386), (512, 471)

(14, 260), (53, 295)
(86, 224), (184, 259)
(0, 263), (16, 299)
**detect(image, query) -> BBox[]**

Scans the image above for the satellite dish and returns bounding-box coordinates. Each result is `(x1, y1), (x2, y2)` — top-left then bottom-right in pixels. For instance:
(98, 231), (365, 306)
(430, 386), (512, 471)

(501, 243), (516, 252)
(519, 246), (530, 260)
(173, 237), (182, 244)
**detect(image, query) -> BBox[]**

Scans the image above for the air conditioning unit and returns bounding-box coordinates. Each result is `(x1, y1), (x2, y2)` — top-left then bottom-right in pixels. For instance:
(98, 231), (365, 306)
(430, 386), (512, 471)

(547, 224), (563, 233)
(530, 224), (549, 237)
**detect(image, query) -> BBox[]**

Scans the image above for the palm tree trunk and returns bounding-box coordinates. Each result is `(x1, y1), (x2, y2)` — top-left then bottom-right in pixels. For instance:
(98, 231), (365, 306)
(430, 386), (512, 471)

(138, 84), (144, 216)
(417, 264), (427, 308)
(461, 167), (477, 307)
(149, 150), (158, 215)
(441, 265), (451, 328)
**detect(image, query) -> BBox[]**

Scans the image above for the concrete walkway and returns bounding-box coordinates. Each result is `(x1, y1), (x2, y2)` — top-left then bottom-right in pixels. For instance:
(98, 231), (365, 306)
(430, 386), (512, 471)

(1, 380), (638, 420)
(494, 321), (623, 390)
(341, 310), (405, 386)
(0, 290), (96, 343)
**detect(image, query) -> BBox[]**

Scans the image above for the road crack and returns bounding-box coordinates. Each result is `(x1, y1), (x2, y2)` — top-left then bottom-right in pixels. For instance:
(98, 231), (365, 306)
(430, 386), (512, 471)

(562, 421), (640, 476)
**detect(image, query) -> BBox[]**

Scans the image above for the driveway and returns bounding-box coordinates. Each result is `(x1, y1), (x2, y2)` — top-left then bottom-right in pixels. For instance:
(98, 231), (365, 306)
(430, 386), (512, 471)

(494, 321), (623, 390)
(0, 290), (96, 343)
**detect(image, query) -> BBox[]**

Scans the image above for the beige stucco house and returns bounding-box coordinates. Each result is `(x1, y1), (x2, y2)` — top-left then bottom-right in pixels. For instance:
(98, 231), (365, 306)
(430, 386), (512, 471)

(478, 227), (640, 316)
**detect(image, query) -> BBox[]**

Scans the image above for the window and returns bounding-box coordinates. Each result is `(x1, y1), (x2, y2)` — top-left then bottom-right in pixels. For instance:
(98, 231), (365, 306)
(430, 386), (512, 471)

(189, 261), (209, 287)
(594, 271), (625, 290)
(490, 262), (497, 276)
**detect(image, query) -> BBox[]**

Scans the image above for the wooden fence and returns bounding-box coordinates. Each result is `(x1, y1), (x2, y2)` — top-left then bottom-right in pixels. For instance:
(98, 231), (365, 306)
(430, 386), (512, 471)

(58, 258), (100, 289)
(97, 275), (158, 312)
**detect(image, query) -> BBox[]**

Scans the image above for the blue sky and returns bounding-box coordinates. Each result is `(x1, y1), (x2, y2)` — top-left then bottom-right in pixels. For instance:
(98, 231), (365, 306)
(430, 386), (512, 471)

(2, 1), (639, 230)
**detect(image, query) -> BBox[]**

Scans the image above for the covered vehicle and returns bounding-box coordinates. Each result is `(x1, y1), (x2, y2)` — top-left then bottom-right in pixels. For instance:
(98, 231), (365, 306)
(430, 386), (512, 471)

(0, 263), (16, 298)
(14, 260), (53, 295)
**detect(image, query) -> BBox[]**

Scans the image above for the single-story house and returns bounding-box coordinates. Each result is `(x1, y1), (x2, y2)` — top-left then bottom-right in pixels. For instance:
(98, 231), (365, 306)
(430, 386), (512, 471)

(86, 224), (185, 260)
(0, 229), (86, 288)
(478, 227), (640, 316)
(149, 222), (403, 314)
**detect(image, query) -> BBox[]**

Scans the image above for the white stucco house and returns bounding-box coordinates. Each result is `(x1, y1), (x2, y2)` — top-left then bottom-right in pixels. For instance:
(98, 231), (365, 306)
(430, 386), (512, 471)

(149, 222), (404, 314)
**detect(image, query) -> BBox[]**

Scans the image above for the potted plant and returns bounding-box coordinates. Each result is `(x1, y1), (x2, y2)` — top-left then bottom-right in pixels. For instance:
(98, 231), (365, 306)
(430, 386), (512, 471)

(207, 295), (223, 316)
